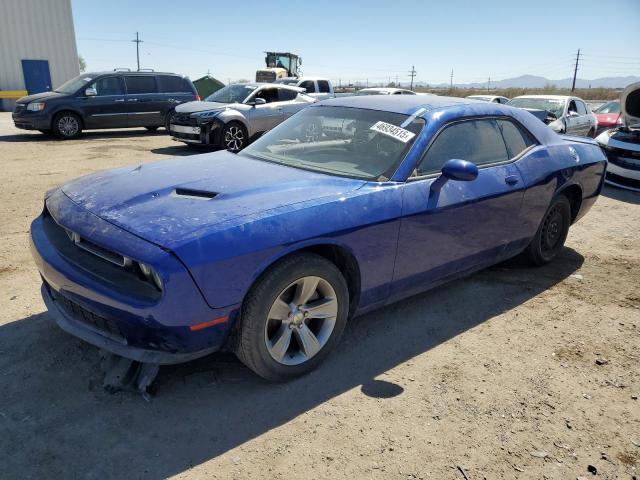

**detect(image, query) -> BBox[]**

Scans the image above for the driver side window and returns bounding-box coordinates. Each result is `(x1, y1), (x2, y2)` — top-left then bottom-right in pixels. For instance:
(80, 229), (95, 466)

(254, 88), (279, 103)
(568, 100), (578, 114)
(90, 76), (123, 96)
(417, 119), (509, 176)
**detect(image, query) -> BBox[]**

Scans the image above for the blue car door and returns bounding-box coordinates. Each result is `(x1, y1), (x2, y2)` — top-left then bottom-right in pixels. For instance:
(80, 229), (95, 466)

(391, 118), (532, 298)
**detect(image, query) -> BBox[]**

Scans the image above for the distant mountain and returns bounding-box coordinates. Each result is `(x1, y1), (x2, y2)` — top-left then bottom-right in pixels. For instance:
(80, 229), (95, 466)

(423, 75), (640, 89)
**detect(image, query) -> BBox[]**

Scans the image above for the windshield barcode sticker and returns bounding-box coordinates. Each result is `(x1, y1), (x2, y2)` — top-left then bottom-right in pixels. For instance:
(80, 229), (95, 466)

(370, 121), (415, 143)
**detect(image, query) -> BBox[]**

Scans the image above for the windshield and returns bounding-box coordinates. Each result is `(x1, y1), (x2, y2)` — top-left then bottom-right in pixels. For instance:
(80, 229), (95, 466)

(205, 84), (257, 103)
(356, 89), (389, 96)
(239, 106), (424, 180)
(508, 97), (565, 117)
(595, 101), (620, 114)
(54, 74), (95, 94)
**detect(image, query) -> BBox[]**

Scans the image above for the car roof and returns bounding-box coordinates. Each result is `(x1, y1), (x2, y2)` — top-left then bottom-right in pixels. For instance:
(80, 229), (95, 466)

(278, 77), (330, 82)
(316, 94), (476, 116)
(90, 71), (184, 77)
(512, 94), (574, 100)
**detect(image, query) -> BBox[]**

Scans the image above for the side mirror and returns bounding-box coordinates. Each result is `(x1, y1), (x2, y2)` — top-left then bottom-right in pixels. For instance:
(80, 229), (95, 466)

(568, 111), (579, 117)
(247, 97), (266, 106)
(85, 87), (97, 97)
(441, 159), (478, 181)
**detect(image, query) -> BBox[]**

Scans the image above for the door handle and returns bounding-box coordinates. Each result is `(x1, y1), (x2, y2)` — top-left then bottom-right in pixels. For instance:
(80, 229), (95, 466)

(127, 98), (138, 102)
(505, 175), (519, 185)
(114, 99), (125, 102)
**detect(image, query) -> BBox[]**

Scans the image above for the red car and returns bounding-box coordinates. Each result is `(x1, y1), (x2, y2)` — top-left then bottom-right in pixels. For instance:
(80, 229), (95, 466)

(594, 100), (622, 135)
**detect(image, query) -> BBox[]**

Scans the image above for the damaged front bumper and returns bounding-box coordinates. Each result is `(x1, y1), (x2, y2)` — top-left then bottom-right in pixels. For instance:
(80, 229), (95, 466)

(30, 191), (240, 365)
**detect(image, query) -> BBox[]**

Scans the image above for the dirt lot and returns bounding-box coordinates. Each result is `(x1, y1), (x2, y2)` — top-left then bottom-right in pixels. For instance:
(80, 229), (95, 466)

(0, 112), (639, 480)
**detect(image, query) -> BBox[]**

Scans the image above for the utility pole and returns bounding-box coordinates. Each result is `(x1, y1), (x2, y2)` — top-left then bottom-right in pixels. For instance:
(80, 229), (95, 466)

(487, 76), (491, 92)
(450, 69), (454, 92)
(132, 32), (143, 71)
(409, 65), (417, 91)
(571, 48), (580, 92)
(395, 74), (398, 88)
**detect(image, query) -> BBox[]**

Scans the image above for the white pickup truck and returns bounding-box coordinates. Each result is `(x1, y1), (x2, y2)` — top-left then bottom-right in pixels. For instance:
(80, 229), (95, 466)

(274, 77), (334, 100)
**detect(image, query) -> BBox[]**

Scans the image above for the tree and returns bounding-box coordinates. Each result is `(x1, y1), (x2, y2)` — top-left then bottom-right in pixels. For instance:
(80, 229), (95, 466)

(78, 55), (86, 73)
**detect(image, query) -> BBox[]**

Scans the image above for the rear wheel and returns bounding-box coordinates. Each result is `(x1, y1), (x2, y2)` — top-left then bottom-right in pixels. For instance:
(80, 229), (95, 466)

(525, 195), (571, 266)
(221, 122), (247, 152)
(235, 253), (349, 381)
(52, 112), (82, 139)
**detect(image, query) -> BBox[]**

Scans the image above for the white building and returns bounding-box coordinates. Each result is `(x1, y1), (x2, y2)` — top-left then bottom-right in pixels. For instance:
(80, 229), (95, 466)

(0, 0), (79, 110)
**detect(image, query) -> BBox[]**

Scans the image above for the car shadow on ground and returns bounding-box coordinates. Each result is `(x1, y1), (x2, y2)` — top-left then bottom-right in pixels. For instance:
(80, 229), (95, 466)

(150, 145), (206, 157)
(0, 248), (584, 479)
(0, 128), (167, 143)
(602, 184), (640, 204)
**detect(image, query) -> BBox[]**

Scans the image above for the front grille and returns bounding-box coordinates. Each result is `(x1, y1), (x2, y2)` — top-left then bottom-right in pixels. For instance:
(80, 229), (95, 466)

(171, 113), (197, 126)
(49, 287), (125, 343)
(606, 171), (640, 189)
(42, 208), (161, 301)
(604, 147), (640, 171)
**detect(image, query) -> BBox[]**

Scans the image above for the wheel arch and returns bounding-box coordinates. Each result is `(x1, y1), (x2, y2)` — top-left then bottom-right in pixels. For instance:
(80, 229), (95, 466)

(556, 183), (583, 223)
(245, 241), (362, 319)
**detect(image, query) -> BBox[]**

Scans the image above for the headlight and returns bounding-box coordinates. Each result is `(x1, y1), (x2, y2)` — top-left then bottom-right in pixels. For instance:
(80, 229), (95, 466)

(27, 102), (45, 112)
(138, 262), (163, 291)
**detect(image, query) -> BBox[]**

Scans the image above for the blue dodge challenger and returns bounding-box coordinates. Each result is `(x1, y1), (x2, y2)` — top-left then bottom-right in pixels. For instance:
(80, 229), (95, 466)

(30, 95), (606, 381)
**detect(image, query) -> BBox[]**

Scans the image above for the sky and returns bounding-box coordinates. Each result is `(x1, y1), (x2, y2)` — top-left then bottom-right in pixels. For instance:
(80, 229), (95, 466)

(72, 0), (640, 87)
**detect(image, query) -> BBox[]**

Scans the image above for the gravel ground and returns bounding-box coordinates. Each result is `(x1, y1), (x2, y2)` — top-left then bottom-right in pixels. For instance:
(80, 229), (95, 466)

(0, 112), (638, 480)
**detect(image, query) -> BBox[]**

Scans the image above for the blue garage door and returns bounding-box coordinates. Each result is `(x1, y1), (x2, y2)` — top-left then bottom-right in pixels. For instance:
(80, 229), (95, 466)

(21, 59), (52, 95)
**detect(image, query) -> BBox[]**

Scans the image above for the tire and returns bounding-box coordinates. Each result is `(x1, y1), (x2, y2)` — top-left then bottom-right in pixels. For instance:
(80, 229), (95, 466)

(221, 122), (247, 152)
(524, 195), (571, 266)
(52, 112), (82, 139)
(164, 110), (176, 131)
(145, 126), (159, 132)
(235, 253), (349, 382)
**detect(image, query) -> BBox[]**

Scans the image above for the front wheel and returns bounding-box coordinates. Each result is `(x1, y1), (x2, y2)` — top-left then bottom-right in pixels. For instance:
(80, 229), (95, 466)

(525, 195), (571, 266)
(52, 112), (82, 139)
(221, 122), (247, 152)
(235, 253), (349, 381)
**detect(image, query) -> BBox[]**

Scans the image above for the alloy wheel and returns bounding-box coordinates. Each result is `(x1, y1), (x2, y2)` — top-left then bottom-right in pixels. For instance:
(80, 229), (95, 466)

(224, 125), (245, 151)
(264, 276), (338, 366)
(58, 116), (79, 137)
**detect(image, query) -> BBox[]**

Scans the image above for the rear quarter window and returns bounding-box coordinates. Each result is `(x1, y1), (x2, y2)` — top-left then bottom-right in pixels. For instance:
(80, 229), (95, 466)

(497, 119), (536, 158)
(157, 75), (192, 93)
(278, 88), (298, 101)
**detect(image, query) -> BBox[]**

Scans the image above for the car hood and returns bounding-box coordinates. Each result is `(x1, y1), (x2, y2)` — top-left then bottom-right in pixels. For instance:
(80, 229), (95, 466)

(60, 151), (365, 249)
(621, 81), (640, 130)
(16, 90), (68, 104)
(175, 101), (234, 114)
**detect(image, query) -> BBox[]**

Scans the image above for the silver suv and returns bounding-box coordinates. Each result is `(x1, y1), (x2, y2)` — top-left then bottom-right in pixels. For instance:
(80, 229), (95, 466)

(169, 83), (316, 150)
(508, 95), (597, 137)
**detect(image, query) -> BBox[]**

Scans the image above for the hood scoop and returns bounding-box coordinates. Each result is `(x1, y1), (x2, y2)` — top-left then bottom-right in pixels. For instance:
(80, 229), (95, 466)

(173, 188), (219, 200)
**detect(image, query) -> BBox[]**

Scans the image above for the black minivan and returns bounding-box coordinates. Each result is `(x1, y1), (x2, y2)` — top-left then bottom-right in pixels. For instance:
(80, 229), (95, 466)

(12, 70), (199, 139)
